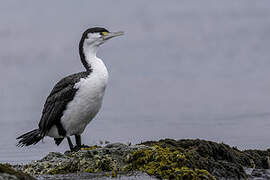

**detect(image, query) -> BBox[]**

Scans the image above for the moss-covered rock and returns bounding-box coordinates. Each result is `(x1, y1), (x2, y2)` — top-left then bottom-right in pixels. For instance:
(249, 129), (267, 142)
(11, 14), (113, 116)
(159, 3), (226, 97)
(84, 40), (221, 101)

(125, 145), (215, 180)
(0, 164), (35, 180)
(14, 139), (270, 179)
(18, 144), (148, 176)
(141, 139), (254, 179)
(244, 149), (270, 169)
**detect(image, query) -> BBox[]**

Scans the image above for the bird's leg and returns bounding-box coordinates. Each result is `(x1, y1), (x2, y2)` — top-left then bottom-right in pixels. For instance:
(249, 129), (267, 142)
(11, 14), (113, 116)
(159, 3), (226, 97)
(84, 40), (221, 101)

(75, 134), (90, 149)
(75, 134), (81, 147)
(71, 135), (83, 151)
(67, 137), (74, 150)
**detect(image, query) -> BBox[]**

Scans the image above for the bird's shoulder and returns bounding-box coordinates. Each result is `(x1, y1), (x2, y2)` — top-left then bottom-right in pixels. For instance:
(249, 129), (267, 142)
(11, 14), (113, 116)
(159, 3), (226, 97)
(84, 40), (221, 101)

(44, 71), (90, 102)
(49, 71), (90, 97)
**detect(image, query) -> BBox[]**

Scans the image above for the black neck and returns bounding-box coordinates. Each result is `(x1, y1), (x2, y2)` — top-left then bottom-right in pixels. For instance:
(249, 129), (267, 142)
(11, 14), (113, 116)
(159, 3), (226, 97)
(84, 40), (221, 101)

(79, 39), (92, 72)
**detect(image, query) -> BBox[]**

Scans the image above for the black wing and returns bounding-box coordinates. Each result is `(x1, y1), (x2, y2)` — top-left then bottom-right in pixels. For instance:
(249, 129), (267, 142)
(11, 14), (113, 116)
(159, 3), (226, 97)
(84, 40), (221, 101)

(38, 71), (90, 136)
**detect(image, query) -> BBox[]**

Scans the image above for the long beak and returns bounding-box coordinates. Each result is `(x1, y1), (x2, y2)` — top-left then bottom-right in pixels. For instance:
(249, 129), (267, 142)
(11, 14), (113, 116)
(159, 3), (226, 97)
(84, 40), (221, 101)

(103, 31), (124, 40)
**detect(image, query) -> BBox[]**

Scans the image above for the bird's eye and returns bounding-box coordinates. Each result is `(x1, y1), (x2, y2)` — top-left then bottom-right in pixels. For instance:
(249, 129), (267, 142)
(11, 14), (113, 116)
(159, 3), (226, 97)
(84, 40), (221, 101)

(100, 32), (108, 36)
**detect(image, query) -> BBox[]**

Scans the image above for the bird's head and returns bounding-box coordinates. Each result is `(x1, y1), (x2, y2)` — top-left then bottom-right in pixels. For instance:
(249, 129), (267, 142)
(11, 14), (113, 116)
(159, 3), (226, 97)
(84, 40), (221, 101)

(80, 27), (123, 51)
(79, 27), (123, 70)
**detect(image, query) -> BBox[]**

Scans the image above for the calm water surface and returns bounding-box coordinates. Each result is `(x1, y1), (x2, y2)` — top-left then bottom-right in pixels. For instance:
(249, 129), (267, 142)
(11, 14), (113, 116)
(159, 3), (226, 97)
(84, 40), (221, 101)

(0, 0), (270, 163)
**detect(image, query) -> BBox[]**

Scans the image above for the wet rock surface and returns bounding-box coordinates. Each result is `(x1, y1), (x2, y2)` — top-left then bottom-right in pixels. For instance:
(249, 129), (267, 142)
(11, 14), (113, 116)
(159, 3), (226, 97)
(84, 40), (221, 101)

(0, 164), (36, 180)
(36, 172), (157, 180)
(16, 143), (148, 175)
(245, 168), (270, 180)
(11, 139), (270, 179)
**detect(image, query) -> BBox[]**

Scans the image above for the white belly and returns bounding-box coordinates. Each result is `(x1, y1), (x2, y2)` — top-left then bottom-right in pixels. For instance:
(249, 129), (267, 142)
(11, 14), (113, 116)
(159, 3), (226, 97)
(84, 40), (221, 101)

(61, 62), (108, 136)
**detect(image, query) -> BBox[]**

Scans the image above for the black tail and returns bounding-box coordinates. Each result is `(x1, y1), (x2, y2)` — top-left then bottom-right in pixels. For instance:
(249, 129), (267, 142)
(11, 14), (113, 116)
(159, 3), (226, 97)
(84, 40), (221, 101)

(16, 129), (43, 147)
(54, 138), (64, 146)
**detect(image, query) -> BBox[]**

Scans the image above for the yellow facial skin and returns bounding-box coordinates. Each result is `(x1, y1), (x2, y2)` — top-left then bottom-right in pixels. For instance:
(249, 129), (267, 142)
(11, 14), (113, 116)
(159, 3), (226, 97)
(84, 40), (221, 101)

(102, 32), (108, 36)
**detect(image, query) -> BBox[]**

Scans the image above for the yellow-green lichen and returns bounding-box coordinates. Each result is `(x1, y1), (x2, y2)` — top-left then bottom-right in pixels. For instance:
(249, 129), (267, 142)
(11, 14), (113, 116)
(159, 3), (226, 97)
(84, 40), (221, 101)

(111, 170), (117, 178)
(83, 154), (118, 174)
(81, 145), (101, 151)
(125, 145), (215, 180)
(46, 162), (79, 175)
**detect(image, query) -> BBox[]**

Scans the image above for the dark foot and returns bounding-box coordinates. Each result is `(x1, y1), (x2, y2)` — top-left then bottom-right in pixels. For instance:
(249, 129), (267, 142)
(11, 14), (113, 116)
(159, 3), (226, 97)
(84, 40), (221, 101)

(80, 144), (90, 148)
(71, 146), (81, 152)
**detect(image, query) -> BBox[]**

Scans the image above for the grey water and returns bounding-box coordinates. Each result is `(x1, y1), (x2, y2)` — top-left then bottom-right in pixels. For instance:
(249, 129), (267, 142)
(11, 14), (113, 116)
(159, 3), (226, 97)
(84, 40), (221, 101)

(0, 0), (270, 164)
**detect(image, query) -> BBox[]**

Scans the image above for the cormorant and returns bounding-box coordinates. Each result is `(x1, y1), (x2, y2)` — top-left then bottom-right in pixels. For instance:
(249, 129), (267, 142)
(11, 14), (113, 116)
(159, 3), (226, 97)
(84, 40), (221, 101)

(17, 27), (124, 151)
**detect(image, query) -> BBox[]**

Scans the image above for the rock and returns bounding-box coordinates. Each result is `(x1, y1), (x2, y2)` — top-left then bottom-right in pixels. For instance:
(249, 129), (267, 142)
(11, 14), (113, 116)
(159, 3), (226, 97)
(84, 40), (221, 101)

(244, 149), (270, 169)
(244, 168), (270, 179)
(141, 139), (268, 179)
(0, 164), (35, 180)
(15, 142), (215, 179)
(16, 143), (149, 176)
(125, 144), (215, 180)
(36, 172), (158, 180)
(12, 139), (270, 179)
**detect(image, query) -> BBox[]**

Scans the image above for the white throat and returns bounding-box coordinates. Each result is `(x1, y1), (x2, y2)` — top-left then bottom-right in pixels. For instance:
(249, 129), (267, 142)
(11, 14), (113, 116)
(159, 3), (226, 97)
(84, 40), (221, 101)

(83, 41), (98, 59)
(82, 41), (108, 76)
(82, 42), (102, 71)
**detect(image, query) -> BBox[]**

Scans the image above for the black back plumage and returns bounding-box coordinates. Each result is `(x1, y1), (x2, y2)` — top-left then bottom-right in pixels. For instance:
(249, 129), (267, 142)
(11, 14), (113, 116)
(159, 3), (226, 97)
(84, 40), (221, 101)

(39, 71), (90, 136)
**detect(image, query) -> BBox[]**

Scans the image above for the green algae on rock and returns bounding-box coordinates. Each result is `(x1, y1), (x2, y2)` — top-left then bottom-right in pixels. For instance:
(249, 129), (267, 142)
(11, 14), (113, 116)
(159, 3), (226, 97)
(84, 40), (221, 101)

(141, 139), (257, 179)
(125, 145), (215, 180)
(18, 143), (215, 179)
(0, 164), (36, 180)
(14, 139), (270, 179)
(19, 143), (148, 176)
(244, 149), (270, 169)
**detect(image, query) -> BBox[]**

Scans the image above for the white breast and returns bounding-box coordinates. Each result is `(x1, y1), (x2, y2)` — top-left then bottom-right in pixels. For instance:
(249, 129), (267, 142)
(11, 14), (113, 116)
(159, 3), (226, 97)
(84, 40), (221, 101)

(60, 58), (108, 136)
